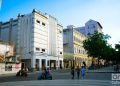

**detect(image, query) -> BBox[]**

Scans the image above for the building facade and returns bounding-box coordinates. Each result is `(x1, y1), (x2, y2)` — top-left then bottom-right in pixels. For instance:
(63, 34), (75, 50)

(0, 9), (63, 70)
(76, 19), (103, 37)
(0, 41), (15, 62)
(63, 25), (92, 68)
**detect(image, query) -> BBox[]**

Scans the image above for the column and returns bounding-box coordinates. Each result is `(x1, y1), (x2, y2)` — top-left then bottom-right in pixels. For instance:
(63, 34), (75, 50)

(31, 55), (36, 71)
(61, 60), (64, 69)
(39, 59), (41, 70)
(45, 59), (47, 68)
(57, 58), (60, 69)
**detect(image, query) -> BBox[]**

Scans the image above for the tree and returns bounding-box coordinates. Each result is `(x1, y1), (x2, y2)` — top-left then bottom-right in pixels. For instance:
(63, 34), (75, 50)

(115, 43), (120, 64)
(83, 32), (111, 64)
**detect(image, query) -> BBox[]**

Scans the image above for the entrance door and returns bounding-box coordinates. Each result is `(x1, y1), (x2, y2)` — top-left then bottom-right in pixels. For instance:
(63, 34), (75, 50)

(21, 62), (25, 69)
(50, 60), (56, 69)
(60, 60), (62, 69)
(42, 59), (46, 69)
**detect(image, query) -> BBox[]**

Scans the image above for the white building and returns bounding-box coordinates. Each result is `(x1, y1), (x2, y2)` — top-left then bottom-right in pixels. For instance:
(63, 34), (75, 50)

(76, 19), (103, 37)
(0, 9), (63, 70)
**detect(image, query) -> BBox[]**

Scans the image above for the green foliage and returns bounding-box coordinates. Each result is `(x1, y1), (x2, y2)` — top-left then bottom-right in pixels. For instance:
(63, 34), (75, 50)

(83, 32), (111, 60)
(64, 53), (74, 61)
(115, 43), (120, 61)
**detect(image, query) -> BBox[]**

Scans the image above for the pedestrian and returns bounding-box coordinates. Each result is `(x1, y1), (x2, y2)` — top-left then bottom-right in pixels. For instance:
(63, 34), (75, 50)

(47, 68), (50, 75)
(76, 66), (80, 79)
(116, 65), (119, 72)
(81, 66), (85, 79)
(71, 67), (75, 79)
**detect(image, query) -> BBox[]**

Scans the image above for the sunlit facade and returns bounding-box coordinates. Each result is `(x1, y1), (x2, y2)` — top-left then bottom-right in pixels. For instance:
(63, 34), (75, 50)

(0, 9), (63, 70)
(63, 25), (92, 68)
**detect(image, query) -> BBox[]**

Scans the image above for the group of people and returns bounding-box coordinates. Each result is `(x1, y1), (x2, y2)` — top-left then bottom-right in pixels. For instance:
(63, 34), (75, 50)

(71, 66), (85, 79)
(38, 68), (52, 80)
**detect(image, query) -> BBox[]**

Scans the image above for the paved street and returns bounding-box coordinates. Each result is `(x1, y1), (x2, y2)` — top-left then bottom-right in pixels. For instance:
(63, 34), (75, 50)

(0, 66), (118, 86)
(0, 68), (112, 83)
(0, 80), (113, 86)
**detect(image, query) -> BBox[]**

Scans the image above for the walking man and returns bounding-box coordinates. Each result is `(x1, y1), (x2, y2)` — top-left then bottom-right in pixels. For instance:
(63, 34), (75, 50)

(71, 67), (75, 79)
(76, 66), (80, 79)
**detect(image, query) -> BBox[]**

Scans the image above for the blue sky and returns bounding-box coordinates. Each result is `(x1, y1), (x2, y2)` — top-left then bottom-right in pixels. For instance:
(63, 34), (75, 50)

(0, 0), (120, 47)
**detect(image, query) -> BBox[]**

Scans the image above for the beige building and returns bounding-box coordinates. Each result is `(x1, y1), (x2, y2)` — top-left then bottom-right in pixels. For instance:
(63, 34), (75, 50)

(0, 41), (15, 62)
(63, 25), (92, 68)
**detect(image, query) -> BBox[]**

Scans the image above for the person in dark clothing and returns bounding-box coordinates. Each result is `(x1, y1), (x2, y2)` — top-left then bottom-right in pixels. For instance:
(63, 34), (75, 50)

(76, 66), (80, 79)
(71, 67), (75, 79)
(38, 68), (52, 80)
(116, 65), (119, 72)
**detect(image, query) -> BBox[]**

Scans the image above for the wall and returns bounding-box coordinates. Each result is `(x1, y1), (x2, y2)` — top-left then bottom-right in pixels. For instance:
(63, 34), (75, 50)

(0, 63), (21, 75)
(63, 29), (74, 53)
(17, 14), (33, 59)
(0, 43), (14, 56)
(48, 16), (57, 56)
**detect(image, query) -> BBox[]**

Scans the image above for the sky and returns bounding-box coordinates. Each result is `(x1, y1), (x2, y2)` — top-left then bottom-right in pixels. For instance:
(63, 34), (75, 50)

(0, 0), (120, 47)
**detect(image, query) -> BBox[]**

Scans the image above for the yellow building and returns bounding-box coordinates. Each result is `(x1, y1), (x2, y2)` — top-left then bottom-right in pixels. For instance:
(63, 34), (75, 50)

(63, 25), (92, 68)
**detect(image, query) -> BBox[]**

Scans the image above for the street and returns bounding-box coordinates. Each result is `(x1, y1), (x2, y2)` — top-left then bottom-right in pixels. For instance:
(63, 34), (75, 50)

(0, 80), (113, 86)
(0, 66), (118, 86)
(0, 69), (112, 83)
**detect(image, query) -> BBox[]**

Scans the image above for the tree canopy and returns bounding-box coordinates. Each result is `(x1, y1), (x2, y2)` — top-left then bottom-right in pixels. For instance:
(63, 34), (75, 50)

(83, 32), (111, 61)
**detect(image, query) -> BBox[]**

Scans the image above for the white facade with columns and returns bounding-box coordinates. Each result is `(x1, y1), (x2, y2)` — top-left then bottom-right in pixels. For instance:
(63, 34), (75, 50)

(0, 9), (63, 70)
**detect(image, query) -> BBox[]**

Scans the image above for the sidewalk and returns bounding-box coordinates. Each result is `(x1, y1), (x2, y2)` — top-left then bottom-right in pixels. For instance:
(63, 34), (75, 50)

(0, 66), (119, 78)
(86, 66), (118, 73)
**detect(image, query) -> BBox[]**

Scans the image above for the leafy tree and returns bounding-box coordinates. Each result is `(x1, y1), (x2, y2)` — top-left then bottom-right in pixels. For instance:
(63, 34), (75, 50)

(83, 32), (111, 64)
(115, 43), (120, 63)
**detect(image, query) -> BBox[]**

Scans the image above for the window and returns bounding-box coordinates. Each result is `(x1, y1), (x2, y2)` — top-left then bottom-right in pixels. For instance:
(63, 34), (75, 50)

(42, 22), (45, 26)
(93, 25), (95, 28)
(42, 49), (45, 52)
(60, 52), (62, 54)
(36, 48), (40, 51)
(59, 30), (62, 33)
(88, 33), (90, 36)
(36, 20), (40, 24)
